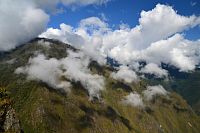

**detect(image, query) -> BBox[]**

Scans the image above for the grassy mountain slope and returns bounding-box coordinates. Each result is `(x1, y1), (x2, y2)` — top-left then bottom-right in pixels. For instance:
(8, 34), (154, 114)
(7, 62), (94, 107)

(0, 38), (200, 133)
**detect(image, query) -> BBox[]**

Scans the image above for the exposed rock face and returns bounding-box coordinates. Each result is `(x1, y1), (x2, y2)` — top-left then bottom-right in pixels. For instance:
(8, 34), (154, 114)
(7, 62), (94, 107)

(0, 87), (21, 133)
(3, 107), (21, 133)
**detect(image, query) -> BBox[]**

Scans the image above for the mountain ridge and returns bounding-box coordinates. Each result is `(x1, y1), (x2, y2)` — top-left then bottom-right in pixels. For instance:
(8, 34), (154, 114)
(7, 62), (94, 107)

(0, 38), (200, 133)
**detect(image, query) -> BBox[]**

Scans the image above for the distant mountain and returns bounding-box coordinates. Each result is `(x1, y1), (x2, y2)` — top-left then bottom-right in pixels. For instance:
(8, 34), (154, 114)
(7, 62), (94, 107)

(145, 65), (200, 115)
(0, 38), (200, 133)
(106, 59), (200, 115)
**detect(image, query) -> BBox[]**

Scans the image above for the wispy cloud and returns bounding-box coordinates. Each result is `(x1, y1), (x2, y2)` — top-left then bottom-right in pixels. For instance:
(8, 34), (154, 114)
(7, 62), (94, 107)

(190, 1), (197, 6)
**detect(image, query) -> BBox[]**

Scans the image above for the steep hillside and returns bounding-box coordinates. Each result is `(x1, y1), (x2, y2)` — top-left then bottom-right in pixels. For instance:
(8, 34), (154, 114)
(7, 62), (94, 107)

(0, 38), (200, 133)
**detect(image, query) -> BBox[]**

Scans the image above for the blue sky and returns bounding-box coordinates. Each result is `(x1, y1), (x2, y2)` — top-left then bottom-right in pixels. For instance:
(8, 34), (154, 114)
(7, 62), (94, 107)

(48, 0), (200, 40)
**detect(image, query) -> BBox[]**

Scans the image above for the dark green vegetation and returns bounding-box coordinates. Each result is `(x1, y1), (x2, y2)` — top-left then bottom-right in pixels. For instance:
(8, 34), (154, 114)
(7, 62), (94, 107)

(171, 70), (200, 115)
(0, 38), (200, 133)
(145, 67), (200, 115)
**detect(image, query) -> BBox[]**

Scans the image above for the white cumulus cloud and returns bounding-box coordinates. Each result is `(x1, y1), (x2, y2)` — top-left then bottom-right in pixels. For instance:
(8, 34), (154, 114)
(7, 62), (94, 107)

(0, 0), (49, 51)
(40, 4), (200, 72)
(0, 0), (110, 51)
(111, 66), (139, 83)
(40, 17), (108, 65)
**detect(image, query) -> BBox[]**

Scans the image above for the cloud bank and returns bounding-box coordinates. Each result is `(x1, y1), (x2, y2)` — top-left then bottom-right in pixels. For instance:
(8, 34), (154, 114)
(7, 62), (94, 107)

(15, 50), (105, 99)
(41, 4), (200, 73)
(15, 54), (71, 92)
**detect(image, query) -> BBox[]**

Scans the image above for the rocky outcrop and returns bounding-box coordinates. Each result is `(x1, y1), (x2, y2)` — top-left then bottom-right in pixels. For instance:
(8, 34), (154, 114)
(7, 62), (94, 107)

(3, 107), (21, 133)
(0, 87), (21, 133)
